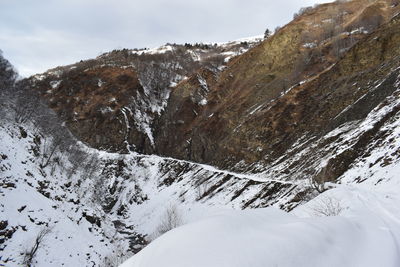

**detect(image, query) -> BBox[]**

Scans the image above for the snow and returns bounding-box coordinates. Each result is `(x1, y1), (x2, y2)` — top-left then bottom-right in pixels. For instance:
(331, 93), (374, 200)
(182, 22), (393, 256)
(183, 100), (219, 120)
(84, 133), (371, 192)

(121, 193), (400, 267)
(322, 18), (334, 23)
(120, 75), (400, 267)
(0, 107), (398, 267)
(0, 123), (117, 266)
(303, 42), (317, 48)
(350, 27), (369, 35)
(49, 80), (61, 89)
(198, 99), (207, 105)
(197, 75), (208, 91)
(98, 79), (105, 87)
(32, 74), (46, 81)
(121, 154), (400, 267)
(130, 45), (175, 56)
(220, 35), (264, 46)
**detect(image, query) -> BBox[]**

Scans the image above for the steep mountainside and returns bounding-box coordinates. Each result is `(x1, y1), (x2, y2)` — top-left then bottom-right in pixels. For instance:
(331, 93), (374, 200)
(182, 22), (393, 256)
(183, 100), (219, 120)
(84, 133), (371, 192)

(0, 119), (302, 266)
(157, 0), (400, 169)
(29, 38), (262, 153)
(28, 0), (400, 176)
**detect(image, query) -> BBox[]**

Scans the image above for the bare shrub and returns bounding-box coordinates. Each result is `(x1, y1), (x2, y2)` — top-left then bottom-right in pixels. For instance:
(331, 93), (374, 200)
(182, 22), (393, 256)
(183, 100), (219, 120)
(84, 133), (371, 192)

(310, 196), (343, 217)
(11, 82), (41, 124)
(22, 227), (52, 266)
(0, 51), (18, 121)
(196, 179), (209, 200)
(293, 6), (313, 19)
(153, 204), (183, 239)
(309, 176), (327, 193)
(100, 247), (132, 267)
(39, 136), (61, 169)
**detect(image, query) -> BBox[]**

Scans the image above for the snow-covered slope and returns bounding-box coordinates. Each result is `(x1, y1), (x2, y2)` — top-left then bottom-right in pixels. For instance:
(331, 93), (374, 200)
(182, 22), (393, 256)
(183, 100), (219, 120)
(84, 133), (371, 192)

(4, 87), (399, 266)
(119, 85), (400, 266)
(0, 118), (300, 266)
(0, 123), (127, 266)
(120, 162), (400, 267)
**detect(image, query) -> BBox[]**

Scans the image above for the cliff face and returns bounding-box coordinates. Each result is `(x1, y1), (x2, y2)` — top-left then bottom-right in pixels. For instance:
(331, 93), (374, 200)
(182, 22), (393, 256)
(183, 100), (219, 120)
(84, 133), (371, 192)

(28, 0), (400, 185)
(40, 66), (150, 152)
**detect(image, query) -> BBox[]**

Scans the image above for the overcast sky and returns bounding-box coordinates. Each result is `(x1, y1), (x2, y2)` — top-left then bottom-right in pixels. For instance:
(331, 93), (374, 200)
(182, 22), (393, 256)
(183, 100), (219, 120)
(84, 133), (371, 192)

(0, 0), (332, 77)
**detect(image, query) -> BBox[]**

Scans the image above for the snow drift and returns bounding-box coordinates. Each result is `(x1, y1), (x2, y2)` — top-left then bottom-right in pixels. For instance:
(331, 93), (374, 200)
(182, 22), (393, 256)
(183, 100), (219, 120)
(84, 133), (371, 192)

(121, 184), (400, 267)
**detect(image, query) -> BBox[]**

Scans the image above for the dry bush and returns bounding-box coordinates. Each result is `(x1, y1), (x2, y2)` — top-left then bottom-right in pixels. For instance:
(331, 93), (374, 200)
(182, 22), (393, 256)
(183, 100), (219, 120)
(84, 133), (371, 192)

(152, 204), (183, 240)
(21, 227), (52, 267)
(310, 196), (343, 217)
(196, 180), (209, 200)
(100, 247), (132, 267)
(293, 6), (313, 19)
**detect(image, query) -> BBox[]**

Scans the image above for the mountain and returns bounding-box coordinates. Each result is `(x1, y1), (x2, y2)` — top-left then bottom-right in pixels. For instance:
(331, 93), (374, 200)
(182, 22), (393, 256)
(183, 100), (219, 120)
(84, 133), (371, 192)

(2, 0), (400, 266)
(28, 0), (400, 173)
(28, 38), (262, 153)
(156, 0), (400, 170)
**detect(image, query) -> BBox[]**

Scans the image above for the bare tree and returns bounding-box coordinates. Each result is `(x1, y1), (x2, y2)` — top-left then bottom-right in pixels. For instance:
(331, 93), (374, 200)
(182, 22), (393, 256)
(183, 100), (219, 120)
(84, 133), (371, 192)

(37, 136), (60, 168)
(22, 227), (52, 267)
(7, 79), (45, 124)
(264, 28), (271, 39)
(0, 51), (18, 122)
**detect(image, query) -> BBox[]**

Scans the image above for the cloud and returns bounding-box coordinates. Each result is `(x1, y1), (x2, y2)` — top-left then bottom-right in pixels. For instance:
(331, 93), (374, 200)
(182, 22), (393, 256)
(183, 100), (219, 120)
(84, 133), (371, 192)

(0, 0), (332, 76)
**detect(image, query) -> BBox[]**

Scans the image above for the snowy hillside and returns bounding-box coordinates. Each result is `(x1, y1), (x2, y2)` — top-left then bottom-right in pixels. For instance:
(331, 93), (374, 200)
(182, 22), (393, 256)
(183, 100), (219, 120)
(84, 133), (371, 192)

(121, 138), (400, 267)
(0, 118), (301, 266)
(0, 123), (126, 266)
(121, 191), (400, 267)
(121, 184), (400, 267)
(3, 64), (400, 266)
(120, 86), (400, 266)
(2, 86), (400, 266)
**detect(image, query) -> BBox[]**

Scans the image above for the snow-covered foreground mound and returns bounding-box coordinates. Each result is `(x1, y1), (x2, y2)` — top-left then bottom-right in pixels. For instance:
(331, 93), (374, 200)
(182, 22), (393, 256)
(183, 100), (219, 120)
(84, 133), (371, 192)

(121, 183), (400, 267)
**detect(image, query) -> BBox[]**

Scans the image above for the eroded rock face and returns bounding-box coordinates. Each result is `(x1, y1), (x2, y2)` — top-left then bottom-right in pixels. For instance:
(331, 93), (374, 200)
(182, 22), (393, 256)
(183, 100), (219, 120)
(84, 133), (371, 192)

(154, 68), (218, 160)
(32, 66), (151, 152)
